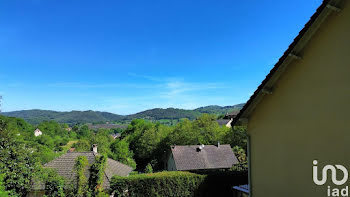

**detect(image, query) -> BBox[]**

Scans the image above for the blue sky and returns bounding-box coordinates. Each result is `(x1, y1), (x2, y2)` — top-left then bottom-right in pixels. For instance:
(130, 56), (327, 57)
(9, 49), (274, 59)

(0, 0), (321, 115)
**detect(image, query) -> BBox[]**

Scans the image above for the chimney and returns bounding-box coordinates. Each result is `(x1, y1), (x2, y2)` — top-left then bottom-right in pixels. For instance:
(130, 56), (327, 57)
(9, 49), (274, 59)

(92, 144), (98, 153)
(197, 144), (205, 152)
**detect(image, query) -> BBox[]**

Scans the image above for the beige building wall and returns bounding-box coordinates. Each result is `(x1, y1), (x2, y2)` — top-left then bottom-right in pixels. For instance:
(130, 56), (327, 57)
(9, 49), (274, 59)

(247, 1), (350, 196)
(167, 153), (177, 171)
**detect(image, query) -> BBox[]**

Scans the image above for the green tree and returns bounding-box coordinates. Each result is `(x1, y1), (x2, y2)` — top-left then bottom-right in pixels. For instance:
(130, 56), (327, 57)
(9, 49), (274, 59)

(38, 121), (68, 138)
(130, 122), (171, 170)
(192, 113), (221, 144)
(221, 126), (247, 149)
(38, 134), (55, 148)
(166, 119), (198, 145)
(77, 125), (90, 138)
(89, 129), (113, 156)
(32, 145), (57, 164)
(0, 119), (39, 196)
(0, 174), (8, 197)
(110, 140), (136, 169)
(72, 125), (79, 132)
(73, 139), (91, 152)
(135, 125), (161, 159)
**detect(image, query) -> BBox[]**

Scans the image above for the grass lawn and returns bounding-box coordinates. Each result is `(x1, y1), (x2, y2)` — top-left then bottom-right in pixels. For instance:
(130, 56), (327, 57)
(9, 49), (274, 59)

(61, 140), (78, 152)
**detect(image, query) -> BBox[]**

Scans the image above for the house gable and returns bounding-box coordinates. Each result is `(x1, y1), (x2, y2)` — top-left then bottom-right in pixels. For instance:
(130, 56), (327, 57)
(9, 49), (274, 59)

(232, 0), (346, 126)
(234, 0), (350, 196)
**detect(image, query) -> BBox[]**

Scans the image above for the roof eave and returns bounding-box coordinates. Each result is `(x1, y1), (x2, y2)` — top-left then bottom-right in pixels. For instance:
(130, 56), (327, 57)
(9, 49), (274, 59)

(232, 0), (343, 127)
(178, 167), (232, 171)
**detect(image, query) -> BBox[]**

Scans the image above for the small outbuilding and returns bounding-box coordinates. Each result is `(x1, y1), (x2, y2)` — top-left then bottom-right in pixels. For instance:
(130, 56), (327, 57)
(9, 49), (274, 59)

(166, 144), (238, 171)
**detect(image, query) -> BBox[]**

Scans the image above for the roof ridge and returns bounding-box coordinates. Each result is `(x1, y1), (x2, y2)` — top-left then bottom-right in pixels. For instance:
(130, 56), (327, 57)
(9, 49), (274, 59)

(173, 144), (231, 147)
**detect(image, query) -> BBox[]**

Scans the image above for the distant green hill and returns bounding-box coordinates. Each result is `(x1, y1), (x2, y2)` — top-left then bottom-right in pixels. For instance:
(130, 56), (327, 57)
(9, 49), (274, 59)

(2, 103), (244, 125)
(125, 108), (202, 121)
(2, 110), (123, 125)
(194, 103), (244, 114)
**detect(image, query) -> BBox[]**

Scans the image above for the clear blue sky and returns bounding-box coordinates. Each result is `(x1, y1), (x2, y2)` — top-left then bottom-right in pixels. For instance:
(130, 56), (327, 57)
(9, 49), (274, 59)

(0, 0), (321, 115)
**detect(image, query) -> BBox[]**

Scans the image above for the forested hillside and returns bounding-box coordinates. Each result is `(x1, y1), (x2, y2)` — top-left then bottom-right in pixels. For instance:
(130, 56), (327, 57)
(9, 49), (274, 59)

(2, 103), (244, 125)
(124, 108), (201, 120)
(2, 110), (123, 125)
(194, 103), (244, 114)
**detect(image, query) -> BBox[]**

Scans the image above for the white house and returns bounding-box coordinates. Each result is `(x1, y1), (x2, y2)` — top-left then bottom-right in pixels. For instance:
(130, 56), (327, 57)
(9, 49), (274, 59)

(34, 128), (42, 137)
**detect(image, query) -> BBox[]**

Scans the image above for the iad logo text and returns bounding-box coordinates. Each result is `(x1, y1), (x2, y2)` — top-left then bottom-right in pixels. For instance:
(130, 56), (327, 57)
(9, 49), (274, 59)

(313, 160), (349, 196)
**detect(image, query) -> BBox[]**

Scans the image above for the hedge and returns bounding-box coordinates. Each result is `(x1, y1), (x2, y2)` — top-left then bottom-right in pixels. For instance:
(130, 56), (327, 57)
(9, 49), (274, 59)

(111, 171), (247, 197)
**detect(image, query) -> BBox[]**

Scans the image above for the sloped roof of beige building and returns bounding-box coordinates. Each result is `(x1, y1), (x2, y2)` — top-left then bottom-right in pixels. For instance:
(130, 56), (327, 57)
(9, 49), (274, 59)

(170, 144), (238, 171)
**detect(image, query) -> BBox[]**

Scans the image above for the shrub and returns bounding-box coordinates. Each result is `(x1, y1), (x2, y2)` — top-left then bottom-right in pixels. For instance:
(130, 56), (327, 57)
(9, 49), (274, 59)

(89, 155), (107, 196)
(43, 169), (65, 197)
(144, 163), (153, 173)
(74, 156), (88, 196)
(111, 171), (205, 197)
(111, 171), (247, 197)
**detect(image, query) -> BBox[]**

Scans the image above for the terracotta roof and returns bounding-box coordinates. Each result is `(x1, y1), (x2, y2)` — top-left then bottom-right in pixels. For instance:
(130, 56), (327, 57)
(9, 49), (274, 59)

(40, 152), (132, 189)
(232, 0), (344, 126)
(170, 144), (238, 171)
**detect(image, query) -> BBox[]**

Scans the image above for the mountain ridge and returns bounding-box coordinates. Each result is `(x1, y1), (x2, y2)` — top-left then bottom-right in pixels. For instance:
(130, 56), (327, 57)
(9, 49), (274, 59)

(2, 103), (244, 125)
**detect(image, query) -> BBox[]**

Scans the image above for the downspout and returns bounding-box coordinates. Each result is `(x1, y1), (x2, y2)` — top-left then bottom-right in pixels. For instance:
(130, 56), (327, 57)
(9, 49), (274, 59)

(247, 134), (252, 197)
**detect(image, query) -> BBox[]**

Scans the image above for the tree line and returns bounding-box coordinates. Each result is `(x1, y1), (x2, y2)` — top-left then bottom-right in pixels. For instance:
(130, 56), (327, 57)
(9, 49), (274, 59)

(0, 113), (247, 196)
(73, 113), (247, 172)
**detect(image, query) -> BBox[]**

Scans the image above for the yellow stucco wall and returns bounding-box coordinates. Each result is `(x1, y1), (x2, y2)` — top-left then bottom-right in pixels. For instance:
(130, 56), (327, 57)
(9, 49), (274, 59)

(247, 1), (350, 196)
